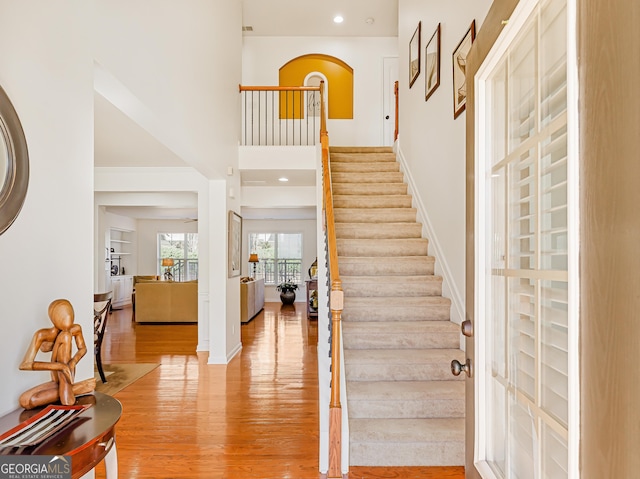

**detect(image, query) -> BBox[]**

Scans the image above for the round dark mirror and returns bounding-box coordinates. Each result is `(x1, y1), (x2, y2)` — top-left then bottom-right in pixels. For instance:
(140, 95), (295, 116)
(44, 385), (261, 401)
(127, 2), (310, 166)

(0, 84), (29, 235)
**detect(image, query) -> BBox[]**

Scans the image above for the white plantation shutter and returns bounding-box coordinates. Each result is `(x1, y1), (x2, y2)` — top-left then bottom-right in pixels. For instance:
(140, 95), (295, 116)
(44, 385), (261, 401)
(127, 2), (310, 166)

(479, 0), (573, 477)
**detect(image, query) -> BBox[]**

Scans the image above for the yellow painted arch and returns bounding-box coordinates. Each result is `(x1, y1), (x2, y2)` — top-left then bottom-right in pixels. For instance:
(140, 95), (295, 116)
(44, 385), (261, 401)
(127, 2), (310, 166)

(279, 53), (353, 119)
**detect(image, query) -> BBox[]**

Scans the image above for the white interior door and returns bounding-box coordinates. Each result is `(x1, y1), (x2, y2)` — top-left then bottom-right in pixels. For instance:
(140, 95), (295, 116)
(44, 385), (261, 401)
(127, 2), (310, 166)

(474, 0), (578, 477)
(383, 57), (398, 146)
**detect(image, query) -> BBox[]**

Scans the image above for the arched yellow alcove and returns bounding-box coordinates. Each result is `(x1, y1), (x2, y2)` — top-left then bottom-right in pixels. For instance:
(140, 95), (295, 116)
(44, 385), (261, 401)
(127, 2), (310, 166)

(279, 53), (353, 119)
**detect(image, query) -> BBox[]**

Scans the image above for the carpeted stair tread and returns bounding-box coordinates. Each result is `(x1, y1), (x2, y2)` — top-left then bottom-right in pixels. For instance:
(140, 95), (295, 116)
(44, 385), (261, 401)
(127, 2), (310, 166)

(347, 381), (465, 419)
(350, 417), (464, 442)
(337, 238), (428, 257)
(333, 183), (408, 195)
(347, 380), (465, 401)
(338, 256), (435, 276)
(344, 348), (463, 365)
(331, 155), (397, 163)
(334, 208), (417, 223)
(335, 222), (422, 239)
(333, 195), (413, 209)
(332, 171), (404, 183)
(331, 162), (400, 173)
(349, 418), (464, 466)
(344, 349), (464, 382)
(341, 275), (442, 297)
(343, 320), (458, 336)
(342, 296), (451, 321)
(343, 321), (459, 349)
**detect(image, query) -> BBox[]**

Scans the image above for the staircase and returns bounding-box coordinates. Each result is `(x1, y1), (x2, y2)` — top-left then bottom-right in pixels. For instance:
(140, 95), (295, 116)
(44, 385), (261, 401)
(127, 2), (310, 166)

(329, 146), (466, 466)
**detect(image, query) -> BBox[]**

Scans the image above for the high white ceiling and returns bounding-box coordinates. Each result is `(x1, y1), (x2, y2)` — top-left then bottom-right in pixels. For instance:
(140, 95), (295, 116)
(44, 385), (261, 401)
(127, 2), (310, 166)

(96, 1), (399, 221)
(242, 0), (398, 37)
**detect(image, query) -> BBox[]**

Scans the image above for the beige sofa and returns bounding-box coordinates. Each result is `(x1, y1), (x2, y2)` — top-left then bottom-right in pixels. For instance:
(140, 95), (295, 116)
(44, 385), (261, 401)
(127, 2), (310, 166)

(240, 278), (264, 323)
(135, 280), (198, 323)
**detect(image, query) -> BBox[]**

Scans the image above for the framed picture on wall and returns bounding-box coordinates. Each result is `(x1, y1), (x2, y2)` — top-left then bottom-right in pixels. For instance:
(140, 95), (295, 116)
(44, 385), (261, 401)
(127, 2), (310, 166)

(409, 21), (421, 88)
(228, 210), (242, 278)
(452, 20), (476, 118)
(425, 23), (441, 102)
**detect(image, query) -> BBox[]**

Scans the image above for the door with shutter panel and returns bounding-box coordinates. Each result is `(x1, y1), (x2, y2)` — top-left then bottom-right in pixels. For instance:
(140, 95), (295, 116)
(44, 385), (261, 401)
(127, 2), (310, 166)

(470, 0), (578, 477)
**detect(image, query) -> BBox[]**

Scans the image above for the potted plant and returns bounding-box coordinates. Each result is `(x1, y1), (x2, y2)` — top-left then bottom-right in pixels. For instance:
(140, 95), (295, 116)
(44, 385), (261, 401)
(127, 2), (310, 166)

(276, 281), (298, 305)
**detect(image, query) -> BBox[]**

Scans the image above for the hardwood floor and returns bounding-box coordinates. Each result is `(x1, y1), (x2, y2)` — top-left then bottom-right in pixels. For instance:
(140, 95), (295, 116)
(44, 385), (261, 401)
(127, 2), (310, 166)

(95, 303), (465, 479)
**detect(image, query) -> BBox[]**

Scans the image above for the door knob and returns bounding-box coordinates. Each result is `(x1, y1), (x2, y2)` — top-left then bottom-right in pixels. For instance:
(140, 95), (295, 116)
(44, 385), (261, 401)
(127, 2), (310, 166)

(451, 358), (473, 378)
(385, 115), (390, 119)
(461, 320), (473, 337)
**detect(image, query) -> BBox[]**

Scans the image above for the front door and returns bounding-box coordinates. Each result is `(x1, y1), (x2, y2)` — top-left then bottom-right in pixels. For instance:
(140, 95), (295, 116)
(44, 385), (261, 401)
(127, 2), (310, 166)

(468, 0), (578, 477)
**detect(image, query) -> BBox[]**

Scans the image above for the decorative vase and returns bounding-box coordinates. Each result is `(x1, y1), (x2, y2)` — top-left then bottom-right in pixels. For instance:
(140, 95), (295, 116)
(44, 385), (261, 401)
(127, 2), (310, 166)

(280, 291), (296, 305)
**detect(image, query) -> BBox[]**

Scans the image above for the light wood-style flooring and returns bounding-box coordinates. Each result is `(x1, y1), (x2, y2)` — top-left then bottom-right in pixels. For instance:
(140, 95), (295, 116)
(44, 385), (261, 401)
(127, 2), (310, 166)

(95, 302), (464, 479)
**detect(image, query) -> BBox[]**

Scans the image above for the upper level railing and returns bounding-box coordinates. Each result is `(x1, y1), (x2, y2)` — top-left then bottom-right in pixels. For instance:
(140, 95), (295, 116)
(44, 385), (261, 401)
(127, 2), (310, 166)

(239, 85), (323, 146)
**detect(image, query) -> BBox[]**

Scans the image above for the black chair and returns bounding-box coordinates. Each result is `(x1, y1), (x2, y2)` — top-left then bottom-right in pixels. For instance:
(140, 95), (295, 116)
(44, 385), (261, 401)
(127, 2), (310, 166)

(94, 292), (113, 383)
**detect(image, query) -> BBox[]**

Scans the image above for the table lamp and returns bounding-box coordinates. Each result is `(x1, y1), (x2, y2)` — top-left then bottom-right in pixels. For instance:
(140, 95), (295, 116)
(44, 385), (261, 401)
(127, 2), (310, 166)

(162, 258), (174, 281)
(248, 253), (259, 278)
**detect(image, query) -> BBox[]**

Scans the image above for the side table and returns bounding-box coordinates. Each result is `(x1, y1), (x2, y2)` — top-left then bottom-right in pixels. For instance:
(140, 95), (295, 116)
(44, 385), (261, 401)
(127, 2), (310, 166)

(305, 279), (318, 319)
(0, 392), (122, 479)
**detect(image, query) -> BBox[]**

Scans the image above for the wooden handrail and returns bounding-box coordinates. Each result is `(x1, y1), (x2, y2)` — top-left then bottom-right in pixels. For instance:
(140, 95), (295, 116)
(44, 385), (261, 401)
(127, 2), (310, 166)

(394, 80), (399, 142)
(239, 85), (322, 92)
(320, 80), (343, 479)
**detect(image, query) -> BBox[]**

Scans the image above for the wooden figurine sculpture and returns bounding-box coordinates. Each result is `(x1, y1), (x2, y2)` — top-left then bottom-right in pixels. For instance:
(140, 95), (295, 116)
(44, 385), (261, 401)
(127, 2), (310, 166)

(18, 299), (96, 410)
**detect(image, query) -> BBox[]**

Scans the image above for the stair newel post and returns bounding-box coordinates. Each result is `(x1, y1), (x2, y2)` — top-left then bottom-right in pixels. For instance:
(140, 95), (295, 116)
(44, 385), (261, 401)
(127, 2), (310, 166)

(328, 279), (343, 479)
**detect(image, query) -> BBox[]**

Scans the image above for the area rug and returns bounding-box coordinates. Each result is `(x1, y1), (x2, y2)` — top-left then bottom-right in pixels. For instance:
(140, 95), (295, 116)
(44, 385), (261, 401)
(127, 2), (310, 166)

(94, 363), (159, 396)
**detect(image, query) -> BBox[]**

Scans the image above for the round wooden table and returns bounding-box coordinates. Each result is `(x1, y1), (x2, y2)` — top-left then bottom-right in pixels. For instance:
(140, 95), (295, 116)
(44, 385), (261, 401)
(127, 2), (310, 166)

(0, 392), (121, 478)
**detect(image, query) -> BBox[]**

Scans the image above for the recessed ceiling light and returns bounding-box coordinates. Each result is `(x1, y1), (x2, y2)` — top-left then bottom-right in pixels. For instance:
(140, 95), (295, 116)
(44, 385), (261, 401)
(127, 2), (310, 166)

(333, 15), (344, 24)
(278, 177), (289, 182)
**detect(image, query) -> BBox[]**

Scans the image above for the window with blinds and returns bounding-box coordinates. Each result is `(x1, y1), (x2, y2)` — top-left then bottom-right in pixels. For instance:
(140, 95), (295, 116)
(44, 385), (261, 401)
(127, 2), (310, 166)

(478, 0), (573, 477)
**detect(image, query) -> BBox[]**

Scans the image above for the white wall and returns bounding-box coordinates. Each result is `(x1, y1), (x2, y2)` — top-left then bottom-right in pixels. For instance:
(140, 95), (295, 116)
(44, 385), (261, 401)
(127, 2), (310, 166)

(94, 0), (242, 180)
(397, 0), (492, 323)
(0, 1), (93, 415)
(242, 36), (398, 146)
(242, 218), (318, 303)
